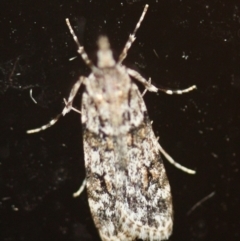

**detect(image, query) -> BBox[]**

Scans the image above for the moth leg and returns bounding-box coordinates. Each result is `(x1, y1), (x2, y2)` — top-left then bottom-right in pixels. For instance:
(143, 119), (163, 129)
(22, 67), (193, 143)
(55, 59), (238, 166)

(27, 113), (62, 134)
(62, 76), (84, 115)
(157, 140), (196, 174)
(73, 178), (86, 198)
(141, 78), (151, 97)
(27, 77), (84, 134)
(158, 85), (197, 95)
(128, 68), (197, 95)
(63, 98), (81, 114)
(127, 68), (158, 92)
(118, 4), (149, 63)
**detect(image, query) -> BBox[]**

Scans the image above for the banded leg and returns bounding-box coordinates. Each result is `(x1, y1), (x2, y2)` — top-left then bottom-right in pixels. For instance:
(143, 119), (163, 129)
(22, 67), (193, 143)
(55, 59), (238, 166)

(158, 85), (197, 95)
(158, 141), (196, 174)
(62, 76), (84, 115)
(128, 68), (197, 95)
(118, 4), (149, 63)
(27, 77), (84, 134)
(27, 113), (62, 134)
(141, 78), (152, 97)
(127, 68), (158, 92)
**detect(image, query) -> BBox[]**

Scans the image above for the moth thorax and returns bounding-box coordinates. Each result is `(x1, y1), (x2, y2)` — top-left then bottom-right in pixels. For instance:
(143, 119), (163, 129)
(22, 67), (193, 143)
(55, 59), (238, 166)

(97, 36), (116, 68)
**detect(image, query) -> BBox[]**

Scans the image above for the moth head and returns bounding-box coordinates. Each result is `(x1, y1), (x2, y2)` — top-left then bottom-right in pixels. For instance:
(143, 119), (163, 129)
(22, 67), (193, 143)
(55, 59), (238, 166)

(97, 36), (116, 68)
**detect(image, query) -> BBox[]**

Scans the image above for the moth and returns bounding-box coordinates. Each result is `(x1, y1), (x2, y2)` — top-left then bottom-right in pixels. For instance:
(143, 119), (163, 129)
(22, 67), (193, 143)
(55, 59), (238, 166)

(27, 4), (196, 241)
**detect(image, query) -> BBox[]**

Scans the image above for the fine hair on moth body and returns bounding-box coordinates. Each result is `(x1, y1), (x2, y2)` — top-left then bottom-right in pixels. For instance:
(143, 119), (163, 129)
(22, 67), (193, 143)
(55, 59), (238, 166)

(27, 4), (196, 241)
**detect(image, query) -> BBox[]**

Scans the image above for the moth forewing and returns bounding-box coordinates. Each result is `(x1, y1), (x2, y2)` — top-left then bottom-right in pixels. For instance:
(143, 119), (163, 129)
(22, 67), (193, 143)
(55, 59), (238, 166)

(82, 77), (173, 240)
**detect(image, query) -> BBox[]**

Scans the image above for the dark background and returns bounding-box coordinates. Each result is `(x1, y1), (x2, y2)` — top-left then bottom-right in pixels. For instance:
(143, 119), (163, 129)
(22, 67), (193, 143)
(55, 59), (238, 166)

(1, 0), (239, 240)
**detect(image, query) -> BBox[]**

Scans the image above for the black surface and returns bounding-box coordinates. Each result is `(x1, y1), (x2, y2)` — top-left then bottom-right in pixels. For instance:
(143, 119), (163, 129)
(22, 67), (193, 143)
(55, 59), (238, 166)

(1, 0), (239, 241)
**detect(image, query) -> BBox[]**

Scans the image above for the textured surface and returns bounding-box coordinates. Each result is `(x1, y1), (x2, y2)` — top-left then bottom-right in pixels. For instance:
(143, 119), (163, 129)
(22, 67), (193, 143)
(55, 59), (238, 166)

(1, 1), (240, 241)
(82, 75), (172, 240)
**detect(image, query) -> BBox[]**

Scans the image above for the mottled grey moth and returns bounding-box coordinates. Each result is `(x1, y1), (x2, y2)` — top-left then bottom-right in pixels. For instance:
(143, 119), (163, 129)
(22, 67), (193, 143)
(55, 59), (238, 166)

(27, 4), (196, 241)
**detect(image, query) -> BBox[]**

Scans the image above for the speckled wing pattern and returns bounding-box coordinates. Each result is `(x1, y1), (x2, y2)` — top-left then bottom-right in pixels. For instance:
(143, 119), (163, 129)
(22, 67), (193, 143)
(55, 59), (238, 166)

(25, 5), (196, 241)
(81, 67), (173, 241)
